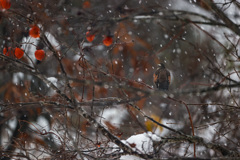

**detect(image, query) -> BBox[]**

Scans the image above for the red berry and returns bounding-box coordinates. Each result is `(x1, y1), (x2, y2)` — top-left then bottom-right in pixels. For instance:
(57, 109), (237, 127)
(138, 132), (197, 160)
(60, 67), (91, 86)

(103, 36), (113, 46)
(29, 25), (40, 38)
(83, 1), (91, 9)
(3, 47), (13, 56)
(0, 0), (11, 10)
(14, 48), (24, 59)
(35, 49), (45, 61)
(86, 31), (95, 42)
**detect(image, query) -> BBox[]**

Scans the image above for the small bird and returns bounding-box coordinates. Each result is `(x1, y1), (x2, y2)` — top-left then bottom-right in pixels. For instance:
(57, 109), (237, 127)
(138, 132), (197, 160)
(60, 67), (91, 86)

(153, 63), (171, 90)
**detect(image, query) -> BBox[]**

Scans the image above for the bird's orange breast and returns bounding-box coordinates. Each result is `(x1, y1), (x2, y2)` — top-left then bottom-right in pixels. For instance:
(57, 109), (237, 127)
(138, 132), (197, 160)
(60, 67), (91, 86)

(153, 73), (158, 82)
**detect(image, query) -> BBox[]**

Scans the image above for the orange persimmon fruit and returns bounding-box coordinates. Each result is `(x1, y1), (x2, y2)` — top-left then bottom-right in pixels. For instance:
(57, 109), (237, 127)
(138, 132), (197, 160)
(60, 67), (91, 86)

(86, 31), (95, 42)
(29, 25), (40, 38)
(3, 47), (8, 55)
(103, 36), (113, 46)
(35, 49), (45, 61)
(3, 47), (13, 56)
(83, 1), (91, 9)
(0, 0), (11, 10)
(14, 48), (24, 59)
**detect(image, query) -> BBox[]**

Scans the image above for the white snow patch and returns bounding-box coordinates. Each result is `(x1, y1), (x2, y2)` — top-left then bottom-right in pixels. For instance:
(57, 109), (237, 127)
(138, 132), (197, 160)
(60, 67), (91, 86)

(45, 32), (61, 50)
(29, 116), (50, 133)
(199, 123), (219, 141)
(99, 105), (128, 128)
(47, 77), (58, 86)
(230, 72), (240, 82)
(153, 118), (184, 136)
(95, 45), (105, 51)
(21, 36), (38, 62)
(134, 15), (153, 19)
(120, 132), (161, 160)
(73, 54), (81, 61)
(12, 72), (24, 84)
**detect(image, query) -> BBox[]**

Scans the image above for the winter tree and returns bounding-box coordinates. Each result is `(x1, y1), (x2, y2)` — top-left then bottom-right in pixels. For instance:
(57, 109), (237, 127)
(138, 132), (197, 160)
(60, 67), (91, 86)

(0, 0), (240, 159)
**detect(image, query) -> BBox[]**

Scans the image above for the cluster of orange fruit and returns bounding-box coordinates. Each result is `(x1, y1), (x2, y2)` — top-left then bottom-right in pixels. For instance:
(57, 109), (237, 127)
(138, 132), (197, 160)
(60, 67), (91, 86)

(2, 24), (44, 60)
(3, 47), (45, 61)
(0, 0), (11, 10)
(86, 31), (113, 46)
